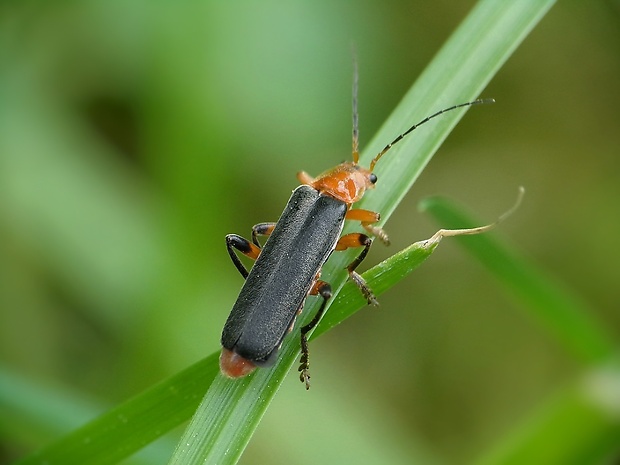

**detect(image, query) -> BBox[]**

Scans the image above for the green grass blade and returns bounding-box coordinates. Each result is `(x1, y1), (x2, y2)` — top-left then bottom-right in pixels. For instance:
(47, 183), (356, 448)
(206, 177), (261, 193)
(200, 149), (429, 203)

(13, 354), (219, 465)
(421, 189), (619, 464)
(167, 241), (441, 465)
(313, 237), (438, 339)
(169, 1), (557, 464)
(13, 232), (439, 465)
(0, 369), (100, 441)
(419, 195), (614, 364)
(354, 0), (556, 221)
(12, 1), (557, 463)
(0, 370), (175, 465)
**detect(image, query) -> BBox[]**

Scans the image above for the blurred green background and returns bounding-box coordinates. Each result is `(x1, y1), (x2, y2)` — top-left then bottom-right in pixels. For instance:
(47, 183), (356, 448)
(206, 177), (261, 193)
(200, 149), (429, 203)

(1, 1), (619, 464)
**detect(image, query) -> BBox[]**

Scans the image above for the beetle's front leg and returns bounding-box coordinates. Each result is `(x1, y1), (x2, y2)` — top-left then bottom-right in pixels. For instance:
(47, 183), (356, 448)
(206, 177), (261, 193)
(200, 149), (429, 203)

(346, 208), (390, 245)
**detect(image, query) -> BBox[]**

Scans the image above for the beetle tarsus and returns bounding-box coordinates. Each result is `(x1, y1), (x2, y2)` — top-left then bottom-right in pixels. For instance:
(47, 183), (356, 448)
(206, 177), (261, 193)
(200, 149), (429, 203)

(349, 270), (378, 306)
(298, 349), (311, 390)
(363, 222), (390, 246)
(299, 332), (311, 389)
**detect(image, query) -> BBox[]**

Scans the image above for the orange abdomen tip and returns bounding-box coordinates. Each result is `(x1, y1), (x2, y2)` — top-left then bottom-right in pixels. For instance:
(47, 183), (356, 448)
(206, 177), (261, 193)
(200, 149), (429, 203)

(220, 348), (257, 378)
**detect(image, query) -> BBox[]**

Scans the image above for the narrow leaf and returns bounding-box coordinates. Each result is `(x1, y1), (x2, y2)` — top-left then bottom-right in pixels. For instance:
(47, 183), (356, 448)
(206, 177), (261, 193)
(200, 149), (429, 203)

(169, 1), (557, 464)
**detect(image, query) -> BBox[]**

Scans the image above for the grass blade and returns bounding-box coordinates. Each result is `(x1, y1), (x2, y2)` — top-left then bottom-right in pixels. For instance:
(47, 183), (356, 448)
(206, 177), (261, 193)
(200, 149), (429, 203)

(420, 195), (614, 364)
(13, 232), (440, 465)
(12, 0), (557, 463)
(169, 1), (557, 464)
(13, 355), (219, 465)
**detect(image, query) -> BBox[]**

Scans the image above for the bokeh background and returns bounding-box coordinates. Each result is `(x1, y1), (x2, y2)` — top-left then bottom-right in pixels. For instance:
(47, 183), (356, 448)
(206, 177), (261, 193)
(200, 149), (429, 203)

(1, 1), (619, 464)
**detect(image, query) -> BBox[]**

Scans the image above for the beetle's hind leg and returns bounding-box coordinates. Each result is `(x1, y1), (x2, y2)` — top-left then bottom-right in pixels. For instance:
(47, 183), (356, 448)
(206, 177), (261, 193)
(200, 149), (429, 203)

(226, 222), (277, 279)
(299, 280), (332, 390)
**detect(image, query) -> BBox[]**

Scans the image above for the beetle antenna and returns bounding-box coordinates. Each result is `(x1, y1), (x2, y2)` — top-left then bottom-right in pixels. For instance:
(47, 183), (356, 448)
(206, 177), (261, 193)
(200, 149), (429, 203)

(352, 55), (360, 164)
(369, 98), (495, 171)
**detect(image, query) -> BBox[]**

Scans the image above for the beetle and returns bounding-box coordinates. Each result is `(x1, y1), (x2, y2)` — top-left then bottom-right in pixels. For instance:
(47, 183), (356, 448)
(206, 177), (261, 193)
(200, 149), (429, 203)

(220, 72), (492, 389)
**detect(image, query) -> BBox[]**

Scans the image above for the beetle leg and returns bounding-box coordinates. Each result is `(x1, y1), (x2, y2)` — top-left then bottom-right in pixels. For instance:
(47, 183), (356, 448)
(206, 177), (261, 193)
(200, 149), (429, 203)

(346, 208), (390, 245)
(251, 222), (276, 247)
(226, 221), (276, 278)
(296, 171), (316, 185)
(225, 234), (261, 279)
(336, 233), (378, 306)
(361, 222), (389, 246)
(298, 280), (332, 390)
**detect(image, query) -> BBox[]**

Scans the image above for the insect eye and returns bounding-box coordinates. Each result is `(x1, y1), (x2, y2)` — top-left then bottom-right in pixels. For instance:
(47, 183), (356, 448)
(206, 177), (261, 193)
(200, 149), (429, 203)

(369, 173), (377, 184)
